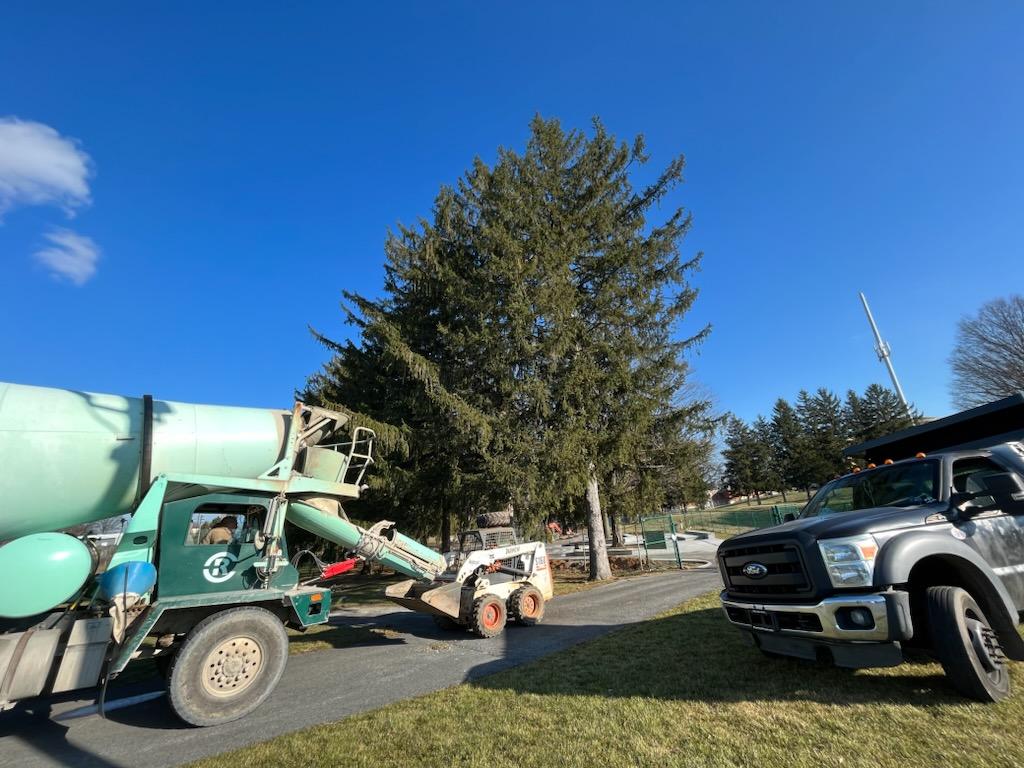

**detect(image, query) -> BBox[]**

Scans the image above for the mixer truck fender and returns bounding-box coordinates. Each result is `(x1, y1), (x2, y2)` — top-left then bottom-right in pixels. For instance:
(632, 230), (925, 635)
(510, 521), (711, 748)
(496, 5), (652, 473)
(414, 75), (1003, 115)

(109, 587), (330, 676)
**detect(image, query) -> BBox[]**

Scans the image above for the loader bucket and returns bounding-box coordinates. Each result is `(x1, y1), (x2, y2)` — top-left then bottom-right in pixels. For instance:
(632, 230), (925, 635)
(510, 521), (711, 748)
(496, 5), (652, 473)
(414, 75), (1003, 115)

(385, 579), (462, 620)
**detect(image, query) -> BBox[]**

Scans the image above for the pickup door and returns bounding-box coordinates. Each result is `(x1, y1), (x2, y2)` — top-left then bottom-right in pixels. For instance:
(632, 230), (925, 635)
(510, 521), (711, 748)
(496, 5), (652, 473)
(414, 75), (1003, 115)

(952, 454), (1024, 609)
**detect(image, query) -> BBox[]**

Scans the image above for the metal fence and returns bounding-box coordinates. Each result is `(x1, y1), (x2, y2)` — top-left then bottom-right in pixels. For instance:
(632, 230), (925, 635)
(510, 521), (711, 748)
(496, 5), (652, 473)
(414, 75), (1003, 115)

(629, 502), (804, 541)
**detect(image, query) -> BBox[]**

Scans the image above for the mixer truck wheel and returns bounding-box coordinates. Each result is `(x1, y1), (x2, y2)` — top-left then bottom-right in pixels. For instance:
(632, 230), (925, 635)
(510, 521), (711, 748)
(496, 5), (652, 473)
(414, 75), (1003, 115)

(508, 585), (545, 626)
(470, 595), (507, 638)
(167, 607), (289, 727)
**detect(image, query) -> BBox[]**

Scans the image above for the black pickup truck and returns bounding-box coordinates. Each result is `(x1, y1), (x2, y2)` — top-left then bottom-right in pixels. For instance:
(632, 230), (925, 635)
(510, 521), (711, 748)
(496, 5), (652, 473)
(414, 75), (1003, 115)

(718, 393), (1024, 701)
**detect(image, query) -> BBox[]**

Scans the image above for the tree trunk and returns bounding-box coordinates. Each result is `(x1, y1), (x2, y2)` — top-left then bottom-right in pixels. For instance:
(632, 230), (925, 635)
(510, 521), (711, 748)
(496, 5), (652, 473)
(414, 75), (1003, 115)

(805, 486), (812, 501)
(781, 489), (788, 503)
(585, 472), (612, 581)
(440, 509), (451, 553)
(609, 510), (624, 548)
(754, 490), (762, 505)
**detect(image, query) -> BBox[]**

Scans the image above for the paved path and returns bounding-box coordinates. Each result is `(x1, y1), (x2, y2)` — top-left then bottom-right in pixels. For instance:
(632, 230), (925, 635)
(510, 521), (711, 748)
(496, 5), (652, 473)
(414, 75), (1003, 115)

(0, 568), (722, 768)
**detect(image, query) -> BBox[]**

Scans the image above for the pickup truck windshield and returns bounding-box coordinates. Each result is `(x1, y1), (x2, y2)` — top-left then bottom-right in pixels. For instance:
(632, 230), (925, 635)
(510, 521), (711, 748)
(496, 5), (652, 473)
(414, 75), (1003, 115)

(802, 460), (940, 518)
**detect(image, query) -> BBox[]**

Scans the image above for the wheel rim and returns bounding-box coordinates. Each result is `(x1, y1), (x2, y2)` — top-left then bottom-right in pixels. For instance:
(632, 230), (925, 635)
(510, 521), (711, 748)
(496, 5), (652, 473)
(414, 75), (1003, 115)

(522, 593), (539, 617)
(482, 603), (501, 630)
(965, 611), (1006, 681)
(201, 635), (264, 698)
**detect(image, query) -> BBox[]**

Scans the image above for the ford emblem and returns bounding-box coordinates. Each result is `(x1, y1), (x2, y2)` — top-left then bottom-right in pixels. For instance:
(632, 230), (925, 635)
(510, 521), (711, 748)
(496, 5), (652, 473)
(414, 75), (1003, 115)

(742, 562), (769, 579)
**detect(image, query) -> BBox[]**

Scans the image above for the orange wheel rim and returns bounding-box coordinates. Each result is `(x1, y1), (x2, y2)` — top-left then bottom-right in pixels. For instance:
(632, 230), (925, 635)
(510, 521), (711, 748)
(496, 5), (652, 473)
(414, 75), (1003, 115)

(482, 604), (501, 629)
(523, 594), (539, 616)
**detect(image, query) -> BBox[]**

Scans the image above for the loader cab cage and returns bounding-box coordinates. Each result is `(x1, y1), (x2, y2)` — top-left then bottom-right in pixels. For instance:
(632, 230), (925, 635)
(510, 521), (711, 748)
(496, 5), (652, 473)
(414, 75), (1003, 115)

(459, 527), (518, 553)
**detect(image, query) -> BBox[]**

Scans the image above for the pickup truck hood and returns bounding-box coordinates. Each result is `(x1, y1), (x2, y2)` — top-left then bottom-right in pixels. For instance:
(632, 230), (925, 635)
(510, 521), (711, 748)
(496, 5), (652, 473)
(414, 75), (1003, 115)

(729, 502), (949, 544)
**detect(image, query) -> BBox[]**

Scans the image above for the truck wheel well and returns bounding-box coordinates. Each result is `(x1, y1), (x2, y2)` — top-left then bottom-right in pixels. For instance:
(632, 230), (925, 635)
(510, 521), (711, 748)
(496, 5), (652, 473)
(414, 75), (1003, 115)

(151, 602), (289, 638)
(906, 555), (1024, 659)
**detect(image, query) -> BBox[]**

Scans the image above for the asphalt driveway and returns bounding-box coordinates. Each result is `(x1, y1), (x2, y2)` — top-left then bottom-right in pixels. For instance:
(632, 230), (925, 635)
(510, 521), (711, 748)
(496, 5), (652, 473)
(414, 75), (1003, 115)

(0, 568), (722, 768)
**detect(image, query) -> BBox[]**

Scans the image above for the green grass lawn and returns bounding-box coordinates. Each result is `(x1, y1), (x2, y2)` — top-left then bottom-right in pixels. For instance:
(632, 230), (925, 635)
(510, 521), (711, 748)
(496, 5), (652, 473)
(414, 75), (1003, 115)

(188, 591), (1024, 768)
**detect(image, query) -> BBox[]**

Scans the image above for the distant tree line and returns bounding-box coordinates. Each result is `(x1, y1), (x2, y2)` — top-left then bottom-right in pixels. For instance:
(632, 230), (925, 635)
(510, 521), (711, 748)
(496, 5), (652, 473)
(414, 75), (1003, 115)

(721, 384), (917, 503)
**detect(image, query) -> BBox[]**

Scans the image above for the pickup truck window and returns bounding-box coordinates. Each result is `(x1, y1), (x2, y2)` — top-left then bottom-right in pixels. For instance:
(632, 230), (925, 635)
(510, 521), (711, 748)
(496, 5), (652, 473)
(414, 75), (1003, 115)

(802, 460), (940, 518)
(952, 456), (1005, 510)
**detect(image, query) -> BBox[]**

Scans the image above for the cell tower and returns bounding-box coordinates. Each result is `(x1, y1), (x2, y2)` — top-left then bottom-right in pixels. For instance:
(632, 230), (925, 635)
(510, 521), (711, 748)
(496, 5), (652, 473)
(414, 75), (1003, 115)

(858, 292), (914, 422)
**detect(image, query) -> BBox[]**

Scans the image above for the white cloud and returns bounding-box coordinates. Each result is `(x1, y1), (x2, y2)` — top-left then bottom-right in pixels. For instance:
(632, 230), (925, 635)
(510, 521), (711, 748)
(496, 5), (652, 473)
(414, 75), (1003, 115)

(33, 229), (100, 285)
(0, 117), (92, 217)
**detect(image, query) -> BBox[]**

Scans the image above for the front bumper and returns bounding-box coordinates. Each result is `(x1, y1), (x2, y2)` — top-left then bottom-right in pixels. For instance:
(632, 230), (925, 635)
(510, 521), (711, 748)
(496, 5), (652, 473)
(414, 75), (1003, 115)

(720, 589), (913, 668)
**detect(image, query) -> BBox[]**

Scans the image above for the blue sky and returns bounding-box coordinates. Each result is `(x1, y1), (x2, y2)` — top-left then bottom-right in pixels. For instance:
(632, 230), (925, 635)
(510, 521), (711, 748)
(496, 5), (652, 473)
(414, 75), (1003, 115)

(1, 3), (1022, 423)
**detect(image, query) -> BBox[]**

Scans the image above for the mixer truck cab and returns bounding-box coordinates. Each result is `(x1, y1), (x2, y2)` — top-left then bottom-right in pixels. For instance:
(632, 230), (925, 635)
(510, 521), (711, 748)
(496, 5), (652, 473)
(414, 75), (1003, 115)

(0, 382), (448, 726)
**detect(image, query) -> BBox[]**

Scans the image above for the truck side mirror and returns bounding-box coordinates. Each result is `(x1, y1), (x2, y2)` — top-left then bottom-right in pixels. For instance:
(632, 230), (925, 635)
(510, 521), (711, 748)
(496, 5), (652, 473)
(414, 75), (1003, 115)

(981, 472), (1024, 507)
(783, 513), (796, 523)
(950, 491), (983, 518)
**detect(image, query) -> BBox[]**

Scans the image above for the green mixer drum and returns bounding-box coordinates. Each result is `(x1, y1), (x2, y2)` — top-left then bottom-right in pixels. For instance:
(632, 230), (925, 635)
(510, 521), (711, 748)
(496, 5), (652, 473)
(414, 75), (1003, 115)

(0, 382), (290, 541)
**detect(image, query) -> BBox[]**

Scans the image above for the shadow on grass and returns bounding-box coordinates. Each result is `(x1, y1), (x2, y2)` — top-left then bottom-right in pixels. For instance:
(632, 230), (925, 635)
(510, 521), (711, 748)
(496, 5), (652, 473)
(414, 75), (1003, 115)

(468, 606), (982, 707)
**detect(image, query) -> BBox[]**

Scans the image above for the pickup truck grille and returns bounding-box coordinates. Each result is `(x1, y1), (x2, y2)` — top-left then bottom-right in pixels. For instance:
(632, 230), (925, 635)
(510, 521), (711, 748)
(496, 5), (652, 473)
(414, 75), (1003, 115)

(719, 542), (811, 597)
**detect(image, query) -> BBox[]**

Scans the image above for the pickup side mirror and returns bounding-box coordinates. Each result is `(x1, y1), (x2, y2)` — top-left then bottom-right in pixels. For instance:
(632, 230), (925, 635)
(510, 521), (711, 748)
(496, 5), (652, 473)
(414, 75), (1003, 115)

(782, 513), (796, 523)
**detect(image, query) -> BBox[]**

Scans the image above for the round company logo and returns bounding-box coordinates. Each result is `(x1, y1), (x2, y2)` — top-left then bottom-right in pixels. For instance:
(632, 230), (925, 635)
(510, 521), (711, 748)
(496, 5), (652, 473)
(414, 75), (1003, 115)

(741, 561), (769, 579)
(203, 551), (239, 583)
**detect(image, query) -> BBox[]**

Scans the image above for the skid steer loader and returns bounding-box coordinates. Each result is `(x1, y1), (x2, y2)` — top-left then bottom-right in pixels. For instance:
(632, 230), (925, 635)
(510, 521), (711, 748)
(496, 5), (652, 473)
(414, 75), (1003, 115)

(385, 513), (553, 637)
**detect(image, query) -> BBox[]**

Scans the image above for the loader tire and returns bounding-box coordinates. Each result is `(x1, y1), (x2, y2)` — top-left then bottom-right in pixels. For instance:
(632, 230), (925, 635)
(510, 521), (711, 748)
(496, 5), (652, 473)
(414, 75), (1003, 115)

(927, 585), (1010, 702)
(476, 510), (514, 528)
(508, 586), (545, 626)
(167, 607), (289, 726)
(469, 595), (507, 638)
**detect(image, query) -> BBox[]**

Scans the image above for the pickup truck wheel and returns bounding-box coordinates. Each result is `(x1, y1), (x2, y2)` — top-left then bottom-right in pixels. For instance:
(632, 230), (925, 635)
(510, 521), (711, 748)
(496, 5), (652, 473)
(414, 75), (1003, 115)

(167, 607), (289, 726)
(469, 595), (507, 638)
(926, 586), (1010, 702)
(508, 586), (545, 626)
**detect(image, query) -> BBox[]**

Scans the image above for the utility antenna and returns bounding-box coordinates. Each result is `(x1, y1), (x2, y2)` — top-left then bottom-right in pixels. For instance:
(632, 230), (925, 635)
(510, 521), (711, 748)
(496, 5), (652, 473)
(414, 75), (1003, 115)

(859, 292), (914, 422)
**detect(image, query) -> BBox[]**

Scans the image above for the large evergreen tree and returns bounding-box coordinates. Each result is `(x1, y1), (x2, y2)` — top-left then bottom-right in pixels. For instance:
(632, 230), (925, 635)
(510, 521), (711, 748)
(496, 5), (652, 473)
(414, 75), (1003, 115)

(845, 384), (917, 443)
(769, 397), (811, 499)
(305, 116), (712, 580)
(721, 417), (758, 501)
(796, 388), (848, 484)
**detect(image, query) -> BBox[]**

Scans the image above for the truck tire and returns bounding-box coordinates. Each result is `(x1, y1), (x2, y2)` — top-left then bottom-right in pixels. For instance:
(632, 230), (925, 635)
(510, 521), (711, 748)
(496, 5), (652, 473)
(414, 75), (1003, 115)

(167, 607), (289, 726)
(508, 586), (545, 626)
(926, 585), (1010, 702)
(469, 595), (507, 638)
(476, 510), (513, 528)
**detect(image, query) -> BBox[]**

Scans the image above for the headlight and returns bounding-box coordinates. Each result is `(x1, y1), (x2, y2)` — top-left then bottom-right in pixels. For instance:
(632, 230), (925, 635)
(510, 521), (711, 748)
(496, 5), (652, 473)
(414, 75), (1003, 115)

(818, 535), (879, 588)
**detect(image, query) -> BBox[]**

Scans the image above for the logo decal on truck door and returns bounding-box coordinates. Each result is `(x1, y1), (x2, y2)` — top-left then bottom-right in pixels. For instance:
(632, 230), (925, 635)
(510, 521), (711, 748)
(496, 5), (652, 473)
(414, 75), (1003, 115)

(203, 551), (239, 583)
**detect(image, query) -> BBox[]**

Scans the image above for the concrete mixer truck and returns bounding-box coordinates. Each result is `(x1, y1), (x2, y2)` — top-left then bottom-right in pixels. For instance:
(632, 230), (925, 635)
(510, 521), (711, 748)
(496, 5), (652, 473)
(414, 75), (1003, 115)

(0, 382), (551, 726)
